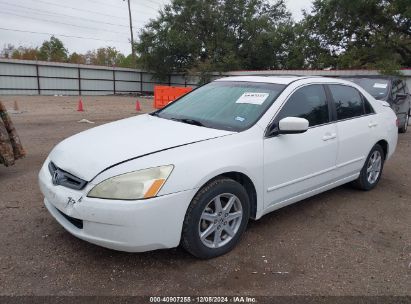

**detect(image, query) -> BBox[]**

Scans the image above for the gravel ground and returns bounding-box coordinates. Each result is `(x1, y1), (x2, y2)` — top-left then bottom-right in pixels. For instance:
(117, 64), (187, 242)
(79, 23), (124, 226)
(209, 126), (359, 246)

(0, 96), (410, 296)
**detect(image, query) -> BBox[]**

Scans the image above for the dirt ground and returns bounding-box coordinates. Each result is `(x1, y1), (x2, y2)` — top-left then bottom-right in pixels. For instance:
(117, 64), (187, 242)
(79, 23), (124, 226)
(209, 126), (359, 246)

(0, 95), (410, 296)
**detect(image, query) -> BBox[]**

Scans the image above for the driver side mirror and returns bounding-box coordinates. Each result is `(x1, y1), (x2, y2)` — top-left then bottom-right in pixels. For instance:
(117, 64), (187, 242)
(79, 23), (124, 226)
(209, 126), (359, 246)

(266, 117), (309, 137)
(279, 117), (309, 134)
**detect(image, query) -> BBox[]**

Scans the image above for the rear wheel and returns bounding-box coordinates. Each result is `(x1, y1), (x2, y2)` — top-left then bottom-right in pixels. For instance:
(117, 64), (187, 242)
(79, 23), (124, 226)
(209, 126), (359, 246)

(352, 144), (385, 191)
(399, 112), (409, 133)
(181, 178), (250, 259)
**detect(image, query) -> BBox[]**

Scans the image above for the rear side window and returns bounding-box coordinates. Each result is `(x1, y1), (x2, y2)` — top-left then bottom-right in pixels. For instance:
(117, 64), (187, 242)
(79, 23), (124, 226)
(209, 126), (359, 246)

(329, 85), (365, 120)
(276, 84), (329, 127)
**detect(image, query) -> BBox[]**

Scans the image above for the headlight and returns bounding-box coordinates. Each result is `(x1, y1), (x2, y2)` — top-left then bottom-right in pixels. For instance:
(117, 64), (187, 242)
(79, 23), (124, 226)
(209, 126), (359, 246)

(87, 165), (174, 200)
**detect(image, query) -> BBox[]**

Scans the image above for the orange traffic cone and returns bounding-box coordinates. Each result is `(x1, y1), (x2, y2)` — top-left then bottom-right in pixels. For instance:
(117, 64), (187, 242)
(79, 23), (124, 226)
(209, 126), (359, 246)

(135, 100), (141, 112)
(77, 98), (84, 112)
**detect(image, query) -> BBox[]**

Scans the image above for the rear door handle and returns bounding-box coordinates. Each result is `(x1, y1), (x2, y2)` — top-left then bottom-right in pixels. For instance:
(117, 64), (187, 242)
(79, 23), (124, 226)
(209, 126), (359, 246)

(322, 133), (337, 141)
(368, 122), (378, 128)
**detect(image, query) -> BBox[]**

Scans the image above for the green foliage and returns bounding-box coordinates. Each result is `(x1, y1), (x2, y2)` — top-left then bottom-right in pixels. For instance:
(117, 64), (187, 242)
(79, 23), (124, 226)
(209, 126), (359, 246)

(1, 39), (135, 68)
(116, 54), (134, 68)
(38, 36), (68, 62)
(136, 0), (292, 79)
(68, 52), (86, 64)
(1, 0), (410, 76)
(136, 0), (410, 77)
(11, 47), (39, 61)
(307, 0), (411, 71)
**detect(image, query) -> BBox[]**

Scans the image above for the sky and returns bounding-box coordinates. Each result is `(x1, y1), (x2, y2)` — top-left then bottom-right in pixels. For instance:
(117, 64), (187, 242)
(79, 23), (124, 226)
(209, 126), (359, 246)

(0, 0), (313, 55)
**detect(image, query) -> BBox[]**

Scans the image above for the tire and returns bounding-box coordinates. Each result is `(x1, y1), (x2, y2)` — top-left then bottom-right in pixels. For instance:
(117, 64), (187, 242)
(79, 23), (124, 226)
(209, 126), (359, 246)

(181, 178), (250, 259)
(352, 144), (385, 191)
(398, 112), (409, 133)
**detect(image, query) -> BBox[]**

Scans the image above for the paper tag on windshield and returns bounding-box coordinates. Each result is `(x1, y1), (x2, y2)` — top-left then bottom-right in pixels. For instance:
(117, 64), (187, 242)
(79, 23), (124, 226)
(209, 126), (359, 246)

(373, 83), (388, 89)
(236, 92), (269, 105)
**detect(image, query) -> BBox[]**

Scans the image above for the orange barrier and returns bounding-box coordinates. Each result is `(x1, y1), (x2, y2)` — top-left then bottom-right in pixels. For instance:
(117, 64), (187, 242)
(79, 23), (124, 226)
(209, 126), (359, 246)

(154, 86), (193, 109)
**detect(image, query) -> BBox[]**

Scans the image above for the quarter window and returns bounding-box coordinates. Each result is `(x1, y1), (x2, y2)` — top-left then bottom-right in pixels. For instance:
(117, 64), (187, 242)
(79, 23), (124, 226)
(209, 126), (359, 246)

(329, 85), (365, 120)
(276, 85), (329, 127)
(363, 96), (375, 114)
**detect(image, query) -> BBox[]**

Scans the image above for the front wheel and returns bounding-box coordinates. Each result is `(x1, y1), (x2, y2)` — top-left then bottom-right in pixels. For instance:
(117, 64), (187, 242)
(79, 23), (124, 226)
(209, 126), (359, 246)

(352, 144), (385, 191)
(181, 178), (250, 259)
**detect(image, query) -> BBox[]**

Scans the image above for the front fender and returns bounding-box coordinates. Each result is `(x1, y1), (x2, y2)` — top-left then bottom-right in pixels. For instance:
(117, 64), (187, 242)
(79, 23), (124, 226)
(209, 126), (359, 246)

(90, 127), (265, 214)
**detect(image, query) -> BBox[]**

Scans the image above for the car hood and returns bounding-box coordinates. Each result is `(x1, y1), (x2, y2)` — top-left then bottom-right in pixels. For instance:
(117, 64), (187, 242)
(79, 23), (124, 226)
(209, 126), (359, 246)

(49, 114), (234, 181)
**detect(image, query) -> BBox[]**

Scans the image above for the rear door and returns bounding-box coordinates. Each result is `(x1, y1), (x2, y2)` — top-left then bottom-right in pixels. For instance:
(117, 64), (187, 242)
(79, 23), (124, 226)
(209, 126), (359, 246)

(327, 84), (378, 180)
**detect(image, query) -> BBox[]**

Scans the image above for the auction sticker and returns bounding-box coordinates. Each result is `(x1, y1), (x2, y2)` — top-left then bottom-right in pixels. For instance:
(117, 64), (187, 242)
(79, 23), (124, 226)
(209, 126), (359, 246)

(373, 83), (388, 89)
(236, 92), (269, 105)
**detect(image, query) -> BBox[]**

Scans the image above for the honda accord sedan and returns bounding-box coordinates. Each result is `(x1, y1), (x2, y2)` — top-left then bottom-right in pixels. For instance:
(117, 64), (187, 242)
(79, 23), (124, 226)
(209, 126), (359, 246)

(39, 76), (398, 258)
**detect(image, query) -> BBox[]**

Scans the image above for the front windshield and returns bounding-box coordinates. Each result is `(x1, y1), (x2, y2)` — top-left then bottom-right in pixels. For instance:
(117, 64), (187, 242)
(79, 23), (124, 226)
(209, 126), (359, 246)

(155, 81), (285, 131)
(349, 78), (390, 100)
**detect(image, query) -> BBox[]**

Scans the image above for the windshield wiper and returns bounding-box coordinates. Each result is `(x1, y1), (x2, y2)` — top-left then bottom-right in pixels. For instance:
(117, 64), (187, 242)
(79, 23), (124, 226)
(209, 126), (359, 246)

(171, 118), (205, 127)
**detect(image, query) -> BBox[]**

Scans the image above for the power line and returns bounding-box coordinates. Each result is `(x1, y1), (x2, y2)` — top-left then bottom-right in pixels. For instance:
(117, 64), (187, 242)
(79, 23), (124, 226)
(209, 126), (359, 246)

(0, 27), (129, 43)
(24, 0), (128, 21)
(0, 2), (132, 28)
(85, 0), (159, 12)
(0, 10), (129, 35)
(134, 2), (159, 11)
(0, 1), (151, 28)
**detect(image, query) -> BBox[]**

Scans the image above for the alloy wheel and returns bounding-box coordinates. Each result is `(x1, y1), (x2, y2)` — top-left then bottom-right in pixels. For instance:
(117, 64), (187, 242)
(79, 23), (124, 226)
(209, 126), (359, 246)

(367, 150), (382, 184)
(198, 193), (243, 248)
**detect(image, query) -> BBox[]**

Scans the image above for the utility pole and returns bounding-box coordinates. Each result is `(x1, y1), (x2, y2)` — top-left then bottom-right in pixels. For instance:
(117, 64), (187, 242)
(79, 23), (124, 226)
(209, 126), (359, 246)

(124, 0), (136, 66)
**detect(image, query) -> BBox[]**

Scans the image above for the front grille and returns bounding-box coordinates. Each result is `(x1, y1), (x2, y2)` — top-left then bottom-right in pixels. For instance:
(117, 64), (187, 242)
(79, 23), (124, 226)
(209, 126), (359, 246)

(48, 162), (87, 190)
(56, 208), (83, 229)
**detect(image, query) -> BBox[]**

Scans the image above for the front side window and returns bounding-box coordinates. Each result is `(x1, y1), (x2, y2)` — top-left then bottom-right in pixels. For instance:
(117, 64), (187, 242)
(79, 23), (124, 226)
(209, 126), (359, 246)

(155, 81), (285, 131)
(275, 84), (329, 127)
(329, 85), (364, 120)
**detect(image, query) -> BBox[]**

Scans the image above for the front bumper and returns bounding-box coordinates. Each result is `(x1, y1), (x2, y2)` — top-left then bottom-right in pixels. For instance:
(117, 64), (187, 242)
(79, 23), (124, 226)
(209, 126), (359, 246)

(39, 161), (196, 252)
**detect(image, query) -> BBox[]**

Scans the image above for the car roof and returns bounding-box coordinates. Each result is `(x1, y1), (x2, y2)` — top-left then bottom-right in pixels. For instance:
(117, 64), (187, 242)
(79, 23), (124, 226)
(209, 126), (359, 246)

(215, 76), (310, 85)
(338, 75), (399, 81)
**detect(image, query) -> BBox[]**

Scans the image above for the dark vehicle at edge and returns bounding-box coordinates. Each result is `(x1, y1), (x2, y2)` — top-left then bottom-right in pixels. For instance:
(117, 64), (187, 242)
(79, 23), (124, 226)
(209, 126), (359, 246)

(342, 76), (411, 133)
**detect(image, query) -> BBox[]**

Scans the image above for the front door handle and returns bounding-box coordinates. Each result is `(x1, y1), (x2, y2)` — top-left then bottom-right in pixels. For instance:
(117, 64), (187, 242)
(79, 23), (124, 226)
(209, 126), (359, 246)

(368, 122), (378, 128)
(322, 133), (337, 141)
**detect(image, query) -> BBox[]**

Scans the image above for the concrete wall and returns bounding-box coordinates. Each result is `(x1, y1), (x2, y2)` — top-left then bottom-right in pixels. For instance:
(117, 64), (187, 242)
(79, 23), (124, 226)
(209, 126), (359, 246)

(0, 58), (410, 95)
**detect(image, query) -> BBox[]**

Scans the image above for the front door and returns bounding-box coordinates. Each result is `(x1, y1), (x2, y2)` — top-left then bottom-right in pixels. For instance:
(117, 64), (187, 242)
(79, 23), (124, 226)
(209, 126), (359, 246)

(263, 84), (338, 208)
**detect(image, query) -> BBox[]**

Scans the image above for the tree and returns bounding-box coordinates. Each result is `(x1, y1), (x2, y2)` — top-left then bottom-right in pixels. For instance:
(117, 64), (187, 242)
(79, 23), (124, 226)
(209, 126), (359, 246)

(116, 54), (134, 68)
(11, 46), (39, 60)
(38, 36), (68, 62)
(68, 52), (86, 64)
(305, 0), (411, 70)
(85, 47), (126, 66)
(136, 0), (292, 79)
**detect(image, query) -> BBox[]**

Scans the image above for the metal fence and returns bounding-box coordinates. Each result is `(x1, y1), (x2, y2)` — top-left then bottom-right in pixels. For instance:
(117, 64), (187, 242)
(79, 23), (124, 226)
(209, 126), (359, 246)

(0, 58), (200, 96)
(1, 58), (410, 95)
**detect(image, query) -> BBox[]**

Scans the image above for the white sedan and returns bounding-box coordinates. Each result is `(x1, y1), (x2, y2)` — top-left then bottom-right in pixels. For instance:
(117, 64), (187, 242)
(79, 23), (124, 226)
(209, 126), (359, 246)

(39, 76), (398, 258)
